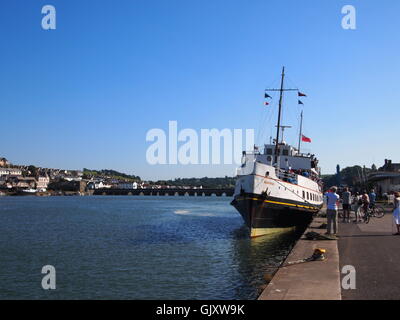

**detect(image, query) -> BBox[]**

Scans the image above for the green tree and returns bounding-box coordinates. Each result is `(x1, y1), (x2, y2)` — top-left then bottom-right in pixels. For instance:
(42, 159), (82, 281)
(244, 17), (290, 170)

(27, 165), (38, 177)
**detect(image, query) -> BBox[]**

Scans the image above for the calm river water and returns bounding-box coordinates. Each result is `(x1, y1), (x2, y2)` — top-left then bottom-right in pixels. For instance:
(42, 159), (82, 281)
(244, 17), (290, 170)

(0, 196), (303, 299)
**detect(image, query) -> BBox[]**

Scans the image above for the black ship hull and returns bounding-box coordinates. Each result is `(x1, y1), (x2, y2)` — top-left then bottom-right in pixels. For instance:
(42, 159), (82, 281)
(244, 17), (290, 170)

(231, 193), (322, 237)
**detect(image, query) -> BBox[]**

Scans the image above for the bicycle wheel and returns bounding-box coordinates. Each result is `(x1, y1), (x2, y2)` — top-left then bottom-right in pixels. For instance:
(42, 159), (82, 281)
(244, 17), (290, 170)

(373, 206), (385, 218)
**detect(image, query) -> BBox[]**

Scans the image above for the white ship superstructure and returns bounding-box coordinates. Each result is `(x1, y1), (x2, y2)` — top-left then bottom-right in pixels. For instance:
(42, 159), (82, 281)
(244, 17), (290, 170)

(231, 67), (323, 237)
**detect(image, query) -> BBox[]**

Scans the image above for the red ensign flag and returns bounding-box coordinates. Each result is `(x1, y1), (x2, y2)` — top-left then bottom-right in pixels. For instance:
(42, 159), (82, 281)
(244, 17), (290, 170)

(301, 135), (311, 143)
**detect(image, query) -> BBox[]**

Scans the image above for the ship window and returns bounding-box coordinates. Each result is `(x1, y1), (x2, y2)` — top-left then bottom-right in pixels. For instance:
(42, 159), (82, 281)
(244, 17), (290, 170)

(302, 191), (305, 198)
(282, 149), (289, 156)
(266, 148), (272, 155)
(307, 192), (309, 200)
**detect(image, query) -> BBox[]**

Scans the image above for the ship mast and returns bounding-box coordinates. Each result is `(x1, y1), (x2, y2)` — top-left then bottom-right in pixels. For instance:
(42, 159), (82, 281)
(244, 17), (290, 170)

(274, 67), (285, 163)
(264, 67), (299, 165)
(297, 110), (303, 153)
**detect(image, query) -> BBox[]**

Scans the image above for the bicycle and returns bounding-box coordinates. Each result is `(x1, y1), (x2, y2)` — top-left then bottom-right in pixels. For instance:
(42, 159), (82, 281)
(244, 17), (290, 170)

(363, 203), (385, 224)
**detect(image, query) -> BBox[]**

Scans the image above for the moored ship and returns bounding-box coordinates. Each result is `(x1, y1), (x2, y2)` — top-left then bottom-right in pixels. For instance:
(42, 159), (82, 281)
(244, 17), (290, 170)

(231, 67), (323, 237)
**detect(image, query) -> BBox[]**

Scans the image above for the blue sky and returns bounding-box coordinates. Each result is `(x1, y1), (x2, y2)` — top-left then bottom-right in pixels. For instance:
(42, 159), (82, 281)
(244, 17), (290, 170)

(1, 0), (400, 180)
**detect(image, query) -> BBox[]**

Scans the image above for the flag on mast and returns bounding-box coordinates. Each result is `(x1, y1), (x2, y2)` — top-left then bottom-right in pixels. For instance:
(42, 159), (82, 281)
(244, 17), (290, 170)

(298, 91), (307, 97)
(301, 135), (311, 143)
(264, 93), (272, 99)
(264, 101), (269, 106)
(298, 100), (304, 105)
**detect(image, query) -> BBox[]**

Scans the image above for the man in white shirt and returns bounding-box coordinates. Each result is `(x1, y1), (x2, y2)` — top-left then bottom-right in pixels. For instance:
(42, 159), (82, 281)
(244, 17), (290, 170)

(325, 186), (340, 235)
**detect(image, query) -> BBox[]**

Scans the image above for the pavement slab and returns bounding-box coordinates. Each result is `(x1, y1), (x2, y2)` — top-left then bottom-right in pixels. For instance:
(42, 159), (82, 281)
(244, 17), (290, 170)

(338, 211), (400, 300)
(259, 217), (341, 300)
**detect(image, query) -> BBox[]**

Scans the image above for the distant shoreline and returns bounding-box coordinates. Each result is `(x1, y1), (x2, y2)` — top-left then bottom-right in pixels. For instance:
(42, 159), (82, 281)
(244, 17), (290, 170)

(0, 187), (234, 197)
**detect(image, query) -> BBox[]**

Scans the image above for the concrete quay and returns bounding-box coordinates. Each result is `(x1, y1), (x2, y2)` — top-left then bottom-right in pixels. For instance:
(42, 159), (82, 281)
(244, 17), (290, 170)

(339, 210), (400, 300)
(259, 203), (398, 300)
(258, 214), (341, 300)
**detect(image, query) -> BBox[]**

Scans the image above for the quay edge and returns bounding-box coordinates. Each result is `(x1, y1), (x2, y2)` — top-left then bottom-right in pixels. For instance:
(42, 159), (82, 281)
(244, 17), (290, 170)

(258, 213), (341, 300)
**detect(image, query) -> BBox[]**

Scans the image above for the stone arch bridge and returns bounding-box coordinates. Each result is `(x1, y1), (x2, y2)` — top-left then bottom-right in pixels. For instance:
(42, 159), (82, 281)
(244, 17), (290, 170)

(93, 188), (234, 197)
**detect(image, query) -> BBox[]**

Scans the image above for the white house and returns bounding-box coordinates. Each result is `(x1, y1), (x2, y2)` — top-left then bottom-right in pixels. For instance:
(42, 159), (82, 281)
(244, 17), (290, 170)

(0, 168), (22, 176)
(117, 182), (138, 189)
(36, 176), (50, 191)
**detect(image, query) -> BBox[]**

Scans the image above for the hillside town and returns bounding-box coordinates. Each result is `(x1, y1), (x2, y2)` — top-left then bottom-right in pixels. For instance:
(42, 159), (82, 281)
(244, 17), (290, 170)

(0, 157), (149, 195)
(0, 157), (216, 196)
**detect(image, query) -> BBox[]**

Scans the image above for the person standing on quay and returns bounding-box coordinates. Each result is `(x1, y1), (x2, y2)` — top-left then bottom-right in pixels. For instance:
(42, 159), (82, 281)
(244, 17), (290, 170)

(342, 187), (351, 223)
(361, 191), (370, 220)
(352, 192), (363, 223)
(393, 192), (400, 235)
(326, 186), (340, 235)
(369, 189), (377, 207)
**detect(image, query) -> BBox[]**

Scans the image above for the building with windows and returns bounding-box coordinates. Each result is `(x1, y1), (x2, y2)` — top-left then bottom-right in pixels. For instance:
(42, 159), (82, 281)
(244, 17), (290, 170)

(6, 176), (36, 189)
(36, 175), (50, 191)
(368, 159), (400, 195)
(0, 168), (22, 176)
(117, 182), (138, 189)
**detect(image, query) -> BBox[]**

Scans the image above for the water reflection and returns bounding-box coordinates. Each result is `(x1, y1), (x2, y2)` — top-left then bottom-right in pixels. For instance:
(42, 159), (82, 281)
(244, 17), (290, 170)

(230, 226), (305, 299)
(0, 196), (307, 299)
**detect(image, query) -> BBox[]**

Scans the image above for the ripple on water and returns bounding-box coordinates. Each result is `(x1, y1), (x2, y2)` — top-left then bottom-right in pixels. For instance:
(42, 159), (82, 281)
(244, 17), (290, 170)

(0, 196), (302, 299)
